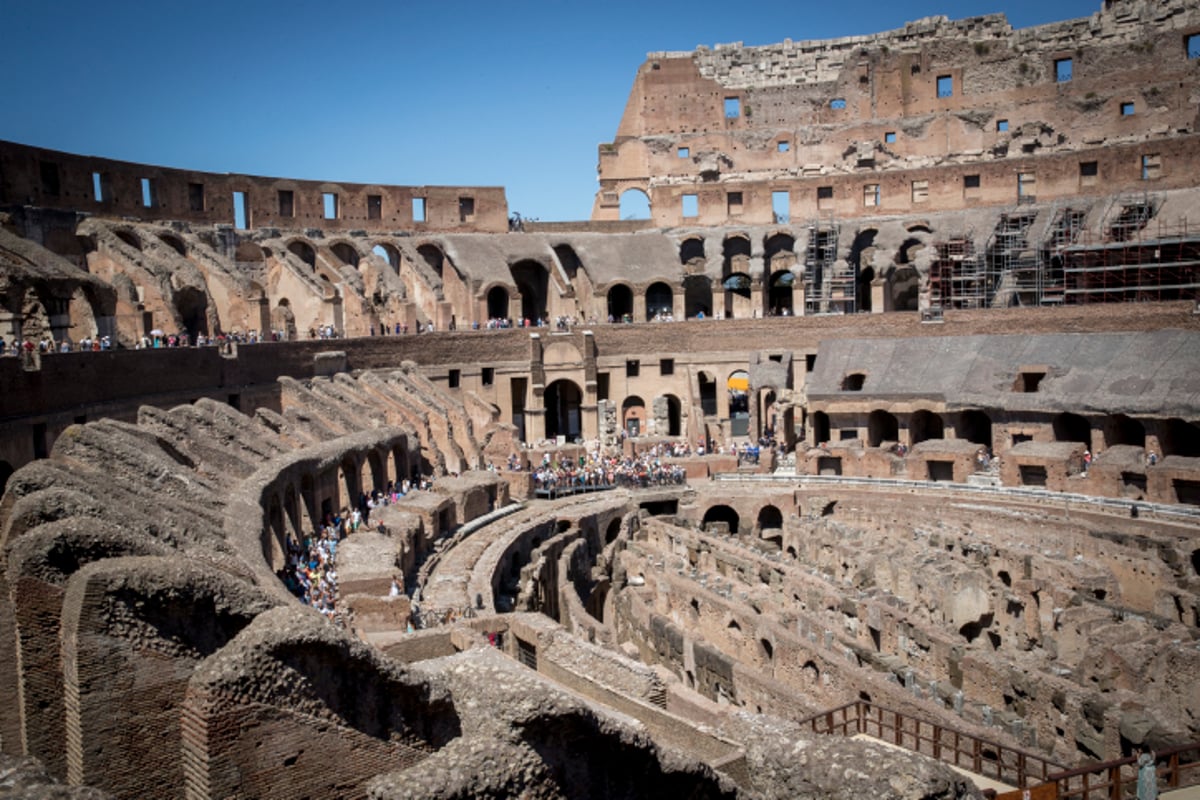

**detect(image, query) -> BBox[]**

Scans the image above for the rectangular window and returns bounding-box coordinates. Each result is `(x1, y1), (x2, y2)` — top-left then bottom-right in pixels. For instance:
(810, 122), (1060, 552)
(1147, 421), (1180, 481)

(1079, 161), (1098, 187)
(1017, 172), (1036, 201)
(806, 354), (817, 372)
(233, 191), (249, 229)
(816, 185), (833, 210)
(448, 369), (460, 389)
(322, 192), (338, 220)
(458, 196), (475, 222)
(188, 182), (205, 212)
(140, 177), (156, 208)
(884, 131), (896, 144)
(964, 174), (981, 199)
(413, 197), (426, 222)
(1141, 154), (1161, 180)
(482, 367), (495, 386)
(1055, 57), (1073, 82)
(660, 358), (674, 376)
(1120, 101), (1135, 116)
(626, 360), (639, 378)
(996, 119), (1009, 132)
(772, 190), (789, 223)
(92, 172), (109, 202)
(367, 194), (382, 220)
(936, 75), (953, 98)
(1189, 33), (1200, 59)
(724, 97), (741, 118)
(39, 161), (60, 196)
(278, 189), (294, 218)
(863, 183), (880, 207)
(911, 179), (929, 203)
(682, 193), (698, 218)
(830, 98), (847, 109)
(727, 191), (743, 215)
(777, 141), (790, 153)
(678, 146), (690, 158)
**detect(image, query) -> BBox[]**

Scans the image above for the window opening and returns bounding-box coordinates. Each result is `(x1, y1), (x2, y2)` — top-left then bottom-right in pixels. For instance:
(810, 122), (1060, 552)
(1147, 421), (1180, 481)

(278, 190), (294, 218)
(678, 146), (690, 158)
(830, 98), (846, 109)
(188, 182), (205, 212)
(842, 373), (866, 391)
(1013, 371), (1045, 392)
(413, 197), (426, 222)
(1188, 33), (1200, 59)
(1017, 172), (1036, 202)
(777, 141), (790, 152)
(1079, 161), (1098, 187)
(367, 194), (382, 220)
(233, 191), (249, 230)
(322, 192), (338, 220)
(448, 369), (460, 389)
(911, 180), (929, 203)
(482, 367), (494, 386)
(772, 191), (789, 223)
(1055, 57), (1073, 82)
(727, 191), (743, 215)
(1120, 102), (1135, 116)
(816, 185), (833, 211)
(964, 174), (981, 189)
(39, 161), (60, 195)
(459, 196), (475, 222)
(140, 177), (155, 208)
(1141, 154), (1161, 180)
(863, 183), (880, 207)
(661, 358), (674, 375)
(92, 172), (104, 202)
(724, 97), (741, 118)
(626, 360), (639, 377)
(682, 194), (698, 218)
(996, 119), (1009, 132)
(884, 131), (896, 144)
(936, 75), (953, 98)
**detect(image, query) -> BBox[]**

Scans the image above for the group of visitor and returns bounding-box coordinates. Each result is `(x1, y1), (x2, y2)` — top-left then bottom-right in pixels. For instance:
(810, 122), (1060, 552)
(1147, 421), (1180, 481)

(528, 451), (687, 493)
(281, 515), (345, 625)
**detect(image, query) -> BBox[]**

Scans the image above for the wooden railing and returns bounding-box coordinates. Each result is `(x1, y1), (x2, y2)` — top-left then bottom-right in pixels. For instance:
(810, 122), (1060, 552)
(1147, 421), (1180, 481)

(796, 700), (1067, 791)
(1039, 741), (1200, 800)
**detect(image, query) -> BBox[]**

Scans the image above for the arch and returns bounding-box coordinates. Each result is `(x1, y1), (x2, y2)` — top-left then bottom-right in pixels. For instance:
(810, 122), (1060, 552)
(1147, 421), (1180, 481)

(417, 243), (446, 279)
(868, 410), (899, 447)
(510, 259), (549, 323)
(544, 379), (583, 441)
(763, 232), (796, 268)
(890, 265), (919, 311)
(645, 282), (673, 320)
(621, 395), (646, 437)
(174, 286), (209, 339)
(272, 298), (296, 340)
(812, 411), (831, 445)
(552, 244), (582, 279)
(235, 241), (264, 262)
(728, 370), (749, 436)
(329, 242), (360, 267)
(1053, 412), (1091, 445)
(340, 456), (361, 509)
(702, 505), (740, 534)
(909, 410), (944, 445)
(767, 270), (795, 316)
(698, 371), (718, 416)
(759, 638), (775, 663)
(959, 410), (992, 447)
(1107, 414), (1146, 448)
(757, 504), (783, 532)
(1160, 418), (1200, 458)
(679, 236), (705, 265)
(158, 232), (187, 256)
(486, 285), (510, 321)
(287, 240), (316, 267)
(757, 388), (777, 440)
(722, 272), (751, 319)
(683, 274), (712, 319)
(114, 229), (142, 251)
(607, 284), (633, 322)
(662, 394), (682, 437)
(366, 450), (386, 493)
(372, 243), (401, 272)
(619, 188), (650, 220)
(849, 228), (879, 312)
(721, 234), (752, 277)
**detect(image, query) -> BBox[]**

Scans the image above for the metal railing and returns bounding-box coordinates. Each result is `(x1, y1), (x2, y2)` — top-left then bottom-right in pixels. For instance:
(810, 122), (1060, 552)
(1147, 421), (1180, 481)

(795, 700), (1066, 790)
(1046, 741), (1200, 800)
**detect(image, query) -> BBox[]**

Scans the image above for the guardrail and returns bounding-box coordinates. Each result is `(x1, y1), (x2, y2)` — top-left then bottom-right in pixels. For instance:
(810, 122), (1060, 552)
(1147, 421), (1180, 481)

(1040, 741), (1200, 800)
(712, 472), (1200, 522)
(795, 700), (1067, 791)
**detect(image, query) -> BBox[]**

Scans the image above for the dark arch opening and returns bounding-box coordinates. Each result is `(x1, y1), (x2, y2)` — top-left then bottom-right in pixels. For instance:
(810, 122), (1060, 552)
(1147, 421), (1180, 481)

(849, 228), (878, 312)
(702, 504), (740, 534)
(621, 395), (646, 437)
(288, 240), (316, 267)
(418, 244), (446, 279)
(763, 232), (796, 267)
(813, 411), (831, 445)
(722, 235), (751, 276)
(723, 273), (751, 319)
(757, 505), (783, 532)
(619, 188), (650, 220)
(607, 284), (633, 322)
(909, 410), (944, 445)
(510, 259), (548, 323)
(158, 233), (187, 256)
(605, 518), (621, 545)
(487, 286), (510, 321)
(1107, 414), (1146, 448)
(646, 282), (673, 320)
(663, 394), (682, 436)
(683, 274), (712, 319)
(698, 372), (718, 417)
(891, 265), (919, 312)
(330, 242), (359, 267)
(553, 244), (582, 279)
(114, 229), (142, 251)
(868, 410), (899, 448)
(372, 243), (401, 272)
(1053, 412), (1091, 445)
(680, 237), (705, 265)
(1161, 418), (1200, 457)
(174, 287), (209, 339)
(767, 270), (795, 316)
(544, 379), (583, 441)
(959, 410), (993, 447)
(760, 638), (774, 662)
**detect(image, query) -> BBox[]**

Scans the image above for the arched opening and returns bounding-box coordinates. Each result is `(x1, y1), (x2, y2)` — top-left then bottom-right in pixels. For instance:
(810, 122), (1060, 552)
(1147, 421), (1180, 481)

(848, 228), (878, 313)
(272, 298), (296, 340)
(288, 240), (316, 267)
(486, 286), (510, 321)
(174, 286), (209, 339)
(1053, 412), (1091, 445)
(544, 379), (583, 441)
(114, 229), (142, 251)
(235, 241), (264, 263)
(868, 410), (899, 447)
(607, 284), (633, 322)
(702, 505), (740, 534)
(329, 242), (359, 267)
(698, 372), (718, 417)
(619, 188), (651, 220)
(722, 235), (752, 318)
(552, 244), (582, 280)
(158, 233), (187, 256)
(340, 456), (360, 510)
(662, 394), (682, 437)
(605, 518), (621, 545)
(767, 270), (795, 316)
(722, 273), (751, 319)
(366, 450), (386, 493)
(909, 410), (944, 445)
(1107, 414), (1146, 448)
(757, 505), (783, 533)
(959, 410), (993, 447)
(760, 638), (774, 663)
(890, 265), (919, 311)
(757, 388), (777, 441)
(621, 396), (646, 437)
(645, 282), (673, 320)
(813, 411), (831, 445)
(510, 259), (549, 323)
(683, 275), (713, 319)
(763, 232), (796, 269)
(728, 370), (750, 437)
(417, 244), (446, 279)
(1161, 418), (1200, 457)
(680, 237), (705, 266)
(372, 243), (401, 272)
(722, 235), (752, 276)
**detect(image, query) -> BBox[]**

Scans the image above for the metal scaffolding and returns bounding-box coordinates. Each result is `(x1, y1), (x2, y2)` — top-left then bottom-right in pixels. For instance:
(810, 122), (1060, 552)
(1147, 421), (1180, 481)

(1062, 210), (1200, 304)
(803, 219), (851, 314)
(985, 211), (1039, 308)
(928, 236), (988, 310)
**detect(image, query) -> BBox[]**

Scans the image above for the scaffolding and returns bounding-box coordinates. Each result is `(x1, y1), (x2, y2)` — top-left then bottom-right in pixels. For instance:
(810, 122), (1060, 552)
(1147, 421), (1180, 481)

(1038, 206), (1089, 305)
(985, 211), (1039, 308)
(803, 218), (851, 314)
(1062, 212), (1200, 304)
(928, 236), (987, 310)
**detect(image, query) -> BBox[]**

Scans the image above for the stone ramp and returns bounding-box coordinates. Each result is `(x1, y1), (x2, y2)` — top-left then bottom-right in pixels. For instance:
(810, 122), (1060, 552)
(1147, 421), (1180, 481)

(852, 733), (1017, 796)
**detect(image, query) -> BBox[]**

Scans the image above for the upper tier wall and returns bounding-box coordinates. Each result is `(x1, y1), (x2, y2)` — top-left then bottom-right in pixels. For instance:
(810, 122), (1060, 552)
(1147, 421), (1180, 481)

(0, 141), (509, 233)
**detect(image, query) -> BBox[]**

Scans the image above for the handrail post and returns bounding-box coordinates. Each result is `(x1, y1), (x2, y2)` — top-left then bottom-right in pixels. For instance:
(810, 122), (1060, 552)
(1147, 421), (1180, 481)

(1109, 763), (1120, 800)
(974, 738), (982, 775)
(933, 724), (941, 761)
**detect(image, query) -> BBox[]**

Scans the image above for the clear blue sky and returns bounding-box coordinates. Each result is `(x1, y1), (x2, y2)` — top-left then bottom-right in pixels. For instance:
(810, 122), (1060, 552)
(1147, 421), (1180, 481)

(1, 0), (1101, 221)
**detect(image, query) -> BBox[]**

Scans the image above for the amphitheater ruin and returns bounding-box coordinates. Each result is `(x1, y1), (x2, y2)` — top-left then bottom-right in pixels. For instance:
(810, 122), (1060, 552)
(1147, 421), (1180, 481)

(2, 1), (1200, 798)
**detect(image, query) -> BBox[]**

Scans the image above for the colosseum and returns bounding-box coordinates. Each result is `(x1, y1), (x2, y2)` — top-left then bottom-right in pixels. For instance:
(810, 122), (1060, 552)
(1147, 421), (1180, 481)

(2, 1), (1199, 798)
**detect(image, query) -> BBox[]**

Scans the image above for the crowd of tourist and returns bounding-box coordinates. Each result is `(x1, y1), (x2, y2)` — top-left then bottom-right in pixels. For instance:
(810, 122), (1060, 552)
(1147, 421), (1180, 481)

(527, 450), (687, 494)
